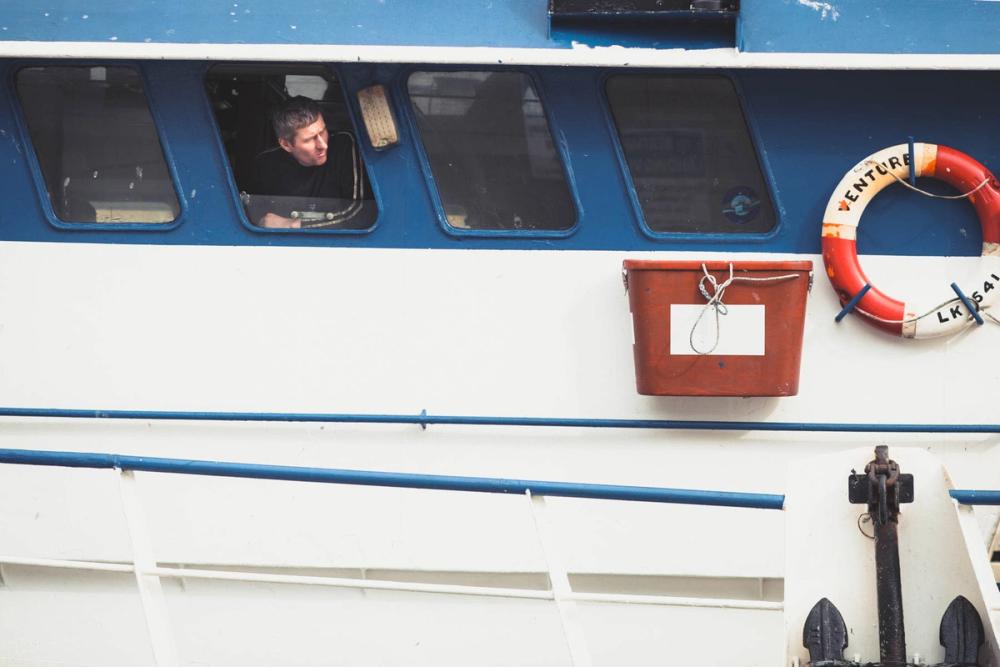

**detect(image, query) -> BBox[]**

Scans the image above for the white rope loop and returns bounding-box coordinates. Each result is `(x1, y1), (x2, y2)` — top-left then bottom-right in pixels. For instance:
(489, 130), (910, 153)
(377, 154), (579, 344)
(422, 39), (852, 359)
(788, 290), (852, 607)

(852, 158), (999, 329)
(863, 159), (991, 201)
(856, 297), (997, 327)
(689, 263), (801, 355)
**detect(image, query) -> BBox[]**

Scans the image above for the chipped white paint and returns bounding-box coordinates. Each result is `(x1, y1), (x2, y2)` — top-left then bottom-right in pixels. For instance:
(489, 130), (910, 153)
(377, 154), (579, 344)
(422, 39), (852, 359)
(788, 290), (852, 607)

(6, 40), (1000, 69)
(796, 0), (840, 21)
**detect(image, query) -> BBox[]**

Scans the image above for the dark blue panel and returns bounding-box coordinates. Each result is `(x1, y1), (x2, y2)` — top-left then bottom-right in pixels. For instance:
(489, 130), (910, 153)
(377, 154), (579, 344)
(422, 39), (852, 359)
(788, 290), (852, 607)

(0, 0), (727, 51)
(0, 1), (549, 48)
(740, 0), (1000, 54)
(0, 62), (996, 257)
(741, 70), (995, 257)
(8, 2), (1000, 55)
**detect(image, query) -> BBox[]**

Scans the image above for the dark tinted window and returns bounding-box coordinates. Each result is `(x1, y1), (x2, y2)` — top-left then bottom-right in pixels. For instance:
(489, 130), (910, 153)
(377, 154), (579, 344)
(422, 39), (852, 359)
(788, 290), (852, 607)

(16, 66), (180, 224)
(606, 75), (776, 235)
(205, 65), (376, 231)
(408, 71), (576, 232)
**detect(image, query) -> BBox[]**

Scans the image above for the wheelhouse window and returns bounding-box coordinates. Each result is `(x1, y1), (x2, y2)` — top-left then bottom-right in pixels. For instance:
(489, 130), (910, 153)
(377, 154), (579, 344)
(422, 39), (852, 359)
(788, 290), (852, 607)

(407, 71), (576, 232)
(16, 66), (180, 224)
(606, 75), (776, 235)
(204, 65), (376, 231)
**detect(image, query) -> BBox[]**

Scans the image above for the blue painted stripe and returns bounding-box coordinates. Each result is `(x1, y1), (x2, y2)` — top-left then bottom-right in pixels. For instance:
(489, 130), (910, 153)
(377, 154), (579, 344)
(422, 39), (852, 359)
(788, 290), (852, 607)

(0, 1), (558, 50)
(0, 448), (785, 510)
(0, 406), (998, 434)
(740, 0), (1000, 55)
(0, 0), (731, 51)
(5, 0), (997, 56)
(949, 490), (1000, 505)
(0, 62), (993, 256)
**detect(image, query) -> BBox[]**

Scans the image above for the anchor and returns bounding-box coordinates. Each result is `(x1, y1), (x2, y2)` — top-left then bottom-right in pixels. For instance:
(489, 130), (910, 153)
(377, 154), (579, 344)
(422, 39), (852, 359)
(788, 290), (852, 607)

(801, 446), (986, 667)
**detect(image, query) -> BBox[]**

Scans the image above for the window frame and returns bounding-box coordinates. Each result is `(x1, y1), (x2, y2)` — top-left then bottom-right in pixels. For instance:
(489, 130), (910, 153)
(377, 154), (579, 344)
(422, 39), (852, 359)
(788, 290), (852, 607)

(400, 65), (582, 239)
(200, 61), (382, 236)
(11, 60), (187, 232)
(599, 70), (782, 242)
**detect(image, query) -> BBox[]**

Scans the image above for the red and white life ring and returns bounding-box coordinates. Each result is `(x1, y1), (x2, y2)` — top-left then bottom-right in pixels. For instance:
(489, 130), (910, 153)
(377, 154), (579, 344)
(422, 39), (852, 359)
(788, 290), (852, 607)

(822, 143), (1000, 337)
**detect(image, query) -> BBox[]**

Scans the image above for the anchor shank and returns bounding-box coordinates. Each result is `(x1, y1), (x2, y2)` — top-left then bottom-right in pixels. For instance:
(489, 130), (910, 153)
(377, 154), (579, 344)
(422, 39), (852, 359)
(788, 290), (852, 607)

(846, 446), (917, 666)
(866, 446), (907, 665)
(874, 514), (906, 665)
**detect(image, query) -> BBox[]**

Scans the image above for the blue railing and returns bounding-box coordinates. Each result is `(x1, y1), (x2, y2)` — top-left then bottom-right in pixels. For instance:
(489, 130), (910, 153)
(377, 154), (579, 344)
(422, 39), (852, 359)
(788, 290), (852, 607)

(0, 406), (998, 433)
(0, 448), (784, 509)
(948, 490), (1000, 505)
(0, 448), (995, 508)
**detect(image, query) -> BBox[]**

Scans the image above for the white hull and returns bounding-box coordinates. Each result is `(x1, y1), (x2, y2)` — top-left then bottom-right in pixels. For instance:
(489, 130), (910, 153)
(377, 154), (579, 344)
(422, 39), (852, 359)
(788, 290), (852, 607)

(0, 241), (996, 664)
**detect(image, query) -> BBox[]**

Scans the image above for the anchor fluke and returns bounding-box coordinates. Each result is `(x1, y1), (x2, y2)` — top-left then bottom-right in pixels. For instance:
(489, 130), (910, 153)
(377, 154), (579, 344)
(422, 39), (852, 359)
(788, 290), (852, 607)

(803, 597), (849, 664)
(939, 595), (984, 666)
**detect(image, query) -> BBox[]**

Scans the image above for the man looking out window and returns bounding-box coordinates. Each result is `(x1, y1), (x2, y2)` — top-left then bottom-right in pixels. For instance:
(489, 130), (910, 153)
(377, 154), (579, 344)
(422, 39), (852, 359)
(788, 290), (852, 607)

(249, 96), (371, 229)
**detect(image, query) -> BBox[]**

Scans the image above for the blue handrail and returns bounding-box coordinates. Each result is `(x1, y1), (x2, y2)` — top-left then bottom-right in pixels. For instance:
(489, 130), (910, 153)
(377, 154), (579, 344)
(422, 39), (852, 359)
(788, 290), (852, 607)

(0, 406), (998, 433)
(0, 448), (995, 508)
(0, 447), (785, 510)
(948, 490), (1000, 505)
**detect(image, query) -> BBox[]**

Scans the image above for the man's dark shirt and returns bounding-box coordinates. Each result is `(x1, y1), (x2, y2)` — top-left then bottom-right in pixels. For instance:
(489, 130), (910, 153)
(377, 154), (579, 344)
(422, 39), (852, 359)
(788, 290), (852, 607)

(249, 132), (369, 201)
(246, 131), (374, 229)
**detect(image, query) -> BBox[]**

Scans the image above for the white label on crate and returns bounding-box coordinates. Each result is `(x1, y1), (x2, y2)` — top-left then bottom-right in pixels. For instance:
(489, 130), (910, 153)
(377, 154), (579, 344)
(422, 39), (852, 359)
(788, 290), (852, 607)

(669, 304), (766, 356)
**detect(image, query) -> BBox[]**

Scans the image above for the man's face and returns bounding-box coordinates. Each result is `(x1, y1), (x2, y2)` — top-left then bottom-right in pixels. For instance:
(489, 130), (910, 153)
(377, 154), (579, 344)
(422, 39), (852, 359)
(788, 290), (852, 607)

(280, 116), (329, 167)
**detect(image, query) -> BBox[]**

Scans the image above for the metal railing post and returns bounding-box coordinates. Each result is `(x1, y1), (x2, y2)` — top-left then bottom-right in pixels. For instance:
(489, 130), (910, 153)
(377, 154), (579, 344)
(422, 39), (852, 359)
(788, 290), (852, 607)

(118, 469), (180, 667)
(526, 491), (593, 667)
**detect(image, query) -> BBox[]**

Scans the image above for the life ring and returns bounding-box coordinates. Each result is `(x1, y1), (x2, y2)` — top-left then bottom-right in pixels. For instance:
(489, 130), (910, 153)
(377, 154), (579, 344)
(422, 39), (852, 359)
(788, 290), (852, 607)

(822, 143), (1000, 337)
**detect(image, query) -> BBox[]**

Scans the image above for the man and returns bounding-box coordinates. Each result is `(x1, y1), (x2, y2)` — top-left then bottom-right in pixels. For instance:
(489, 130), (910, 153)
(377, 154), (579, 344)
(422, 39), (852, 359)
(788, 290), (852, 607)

(249, 96), (370, 229)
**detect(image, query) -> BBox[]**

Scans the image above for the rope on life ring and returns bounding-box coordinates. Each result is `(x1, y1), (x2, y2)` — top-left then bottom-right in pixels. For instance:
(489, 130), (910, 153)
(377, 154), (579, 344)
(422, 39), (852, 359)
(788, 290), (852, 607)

(821, 143), (1000, 338)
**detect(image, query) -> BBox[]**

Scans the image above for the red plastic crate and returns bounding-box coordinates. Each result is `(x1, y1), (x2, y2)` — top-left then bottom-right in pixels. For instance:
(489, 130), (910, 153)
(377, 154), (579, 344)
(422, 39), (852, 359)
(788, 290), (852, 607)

(623, 260), (813, 397)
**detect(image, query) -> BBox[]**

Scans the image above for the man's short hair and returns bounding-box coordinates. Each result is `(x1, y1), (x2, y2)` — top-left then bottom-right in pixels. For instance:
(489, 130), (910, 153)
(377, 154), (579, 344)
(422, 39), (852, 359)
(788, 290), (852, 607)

(272, 96), (322, 143)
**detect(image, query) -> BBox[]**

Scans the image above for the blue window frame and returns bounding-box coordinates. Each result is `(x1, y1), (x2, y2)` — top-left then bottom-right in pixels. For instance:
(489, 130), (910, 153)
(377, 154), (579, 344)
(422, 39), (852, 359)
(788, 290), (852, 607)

(204, 63), (378, 234)
(15, 64), (182, 228)
(605, 73), (777, 237)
